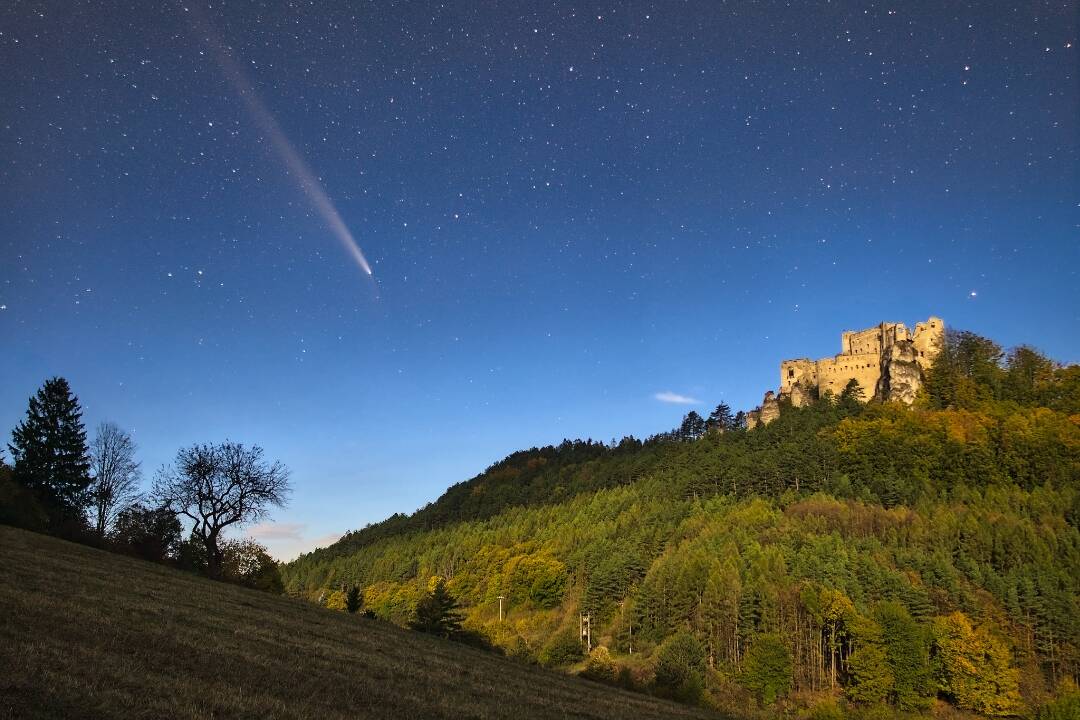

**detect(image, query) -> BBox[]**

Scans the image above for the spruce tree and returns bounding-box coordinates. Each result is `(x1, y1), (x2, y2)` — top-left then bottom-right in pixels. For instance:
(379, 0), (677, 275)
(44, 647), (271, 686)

(8, 377), (91, 529)
(410, 579), (463, 638)
(679, 411), (707, 441)
(706, 402), (735, 432)
(346, 585), (363, 614)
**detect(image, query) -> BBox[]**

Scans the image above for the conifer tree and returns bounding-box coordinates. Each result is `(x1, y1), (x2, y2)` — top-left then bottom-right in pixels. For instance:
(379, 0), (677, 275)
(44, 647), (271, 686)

(411, 578), (463, 638)
(8, 377), (91, 529)
(838, 379), (866, 410)
(346, 585), (363, 614)
(679, 412), (707, 441)
(732, 410), (747, 430)
(875, 601), (933, 711)
(706, 402), (735, 432)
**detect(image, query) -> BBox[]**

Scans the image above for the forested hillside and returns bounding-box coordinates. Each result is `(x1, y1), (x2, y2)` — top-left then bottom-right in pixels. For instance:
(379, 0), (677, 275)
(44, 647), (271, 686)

(283, 331), (1080, 718)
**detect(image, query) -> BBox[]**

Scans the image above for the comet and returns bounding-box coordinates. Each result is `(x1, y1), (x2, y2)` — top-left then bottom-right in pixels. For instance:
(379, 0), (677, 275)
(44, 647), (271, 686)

(185, 6), (373, 276)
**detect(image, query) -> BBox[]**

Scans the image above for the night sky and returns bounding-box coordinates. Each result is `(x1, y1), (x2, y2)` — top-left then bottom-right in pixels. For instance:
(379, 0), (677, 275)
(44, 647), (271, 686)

(1, 1), (1076, 559)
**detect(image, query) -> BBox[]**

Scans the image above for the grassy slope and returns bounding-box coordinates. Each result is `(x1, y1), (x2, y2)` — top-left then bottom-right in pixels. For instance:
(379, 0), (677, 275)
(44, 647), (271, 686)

(0, 526), (719, 720)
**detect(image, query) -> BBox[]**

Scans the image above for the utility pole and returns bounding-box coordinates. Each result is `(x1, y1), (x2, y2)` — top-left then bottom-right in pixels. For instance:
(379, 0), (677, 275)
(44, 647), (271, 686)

(497, 595), (504, 622)
(580, 612), (592, 653)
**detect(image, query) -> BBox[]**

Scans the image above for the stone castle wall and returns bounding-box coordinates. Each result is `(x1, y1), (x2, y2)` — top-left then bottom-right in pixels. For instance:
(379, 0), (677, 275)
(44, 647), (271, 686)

(747, 317), (944, 428)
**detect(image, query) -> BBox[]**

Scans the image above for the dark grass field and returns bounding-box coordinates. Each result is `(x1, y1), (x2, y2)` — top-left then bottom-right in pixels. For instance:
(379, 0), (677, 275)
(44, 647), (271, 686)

(0, 526), (719, 719)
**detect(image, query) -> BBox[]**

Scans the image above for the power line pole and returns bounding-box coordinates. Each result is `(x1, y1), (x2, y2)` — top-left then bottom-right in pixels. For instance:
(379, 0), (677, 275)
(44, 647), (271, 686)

(580, 612), (591, 653)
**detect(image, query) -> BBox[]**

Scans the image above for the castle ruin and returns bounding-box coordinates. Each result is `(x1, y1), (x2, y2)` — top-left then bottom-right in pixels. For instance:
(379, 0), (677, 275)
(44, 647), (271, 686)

(746, 317), (945, 428)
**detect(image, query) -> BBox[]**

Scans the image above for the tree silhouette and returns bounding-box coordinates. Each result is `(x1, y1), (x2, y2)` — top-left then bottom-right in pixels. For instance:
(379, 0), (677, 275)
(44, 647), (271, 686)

(113, 503), (182, 562)
(153, 442), (289, 579)
(88, 422), (142, 537)
(8, 377), (91, 530)
(346, 585), (363, 614)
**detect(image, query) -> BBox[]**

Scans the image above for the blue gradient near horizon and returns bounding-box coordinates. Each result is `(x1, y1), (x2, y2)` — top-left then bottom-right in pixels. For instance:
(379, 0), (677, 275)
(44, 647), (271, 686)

(1, 1), (1076, 557)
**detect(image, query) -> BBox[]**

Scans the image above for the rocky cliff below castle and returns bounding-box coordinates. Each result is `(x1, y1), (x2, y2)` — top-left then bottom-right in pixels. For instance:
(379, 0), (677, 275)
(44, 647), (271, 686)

(747, 317), (944, 428)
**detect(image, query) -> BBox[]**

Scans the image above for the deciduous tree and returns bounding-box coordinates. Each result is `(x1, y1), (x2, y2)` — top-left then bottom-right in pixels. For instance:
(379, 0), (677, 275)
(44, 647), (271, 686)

(932, 612), (1022, 716)
(654, 631), (706, 702)
(220, 538), (284, 593)
(152, 442), (289, 579)
(742, 633), (792, 705)
(88, 422), (142, 537)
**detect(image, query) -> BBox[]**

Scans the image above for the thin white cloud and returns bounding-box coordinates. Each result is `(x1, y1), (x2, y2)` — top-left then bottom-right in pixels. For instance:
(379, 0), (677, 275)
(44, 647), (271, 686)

(246, 521), (306, 541)
(244, 522), (344, 562)
(654, 391), (700, 405)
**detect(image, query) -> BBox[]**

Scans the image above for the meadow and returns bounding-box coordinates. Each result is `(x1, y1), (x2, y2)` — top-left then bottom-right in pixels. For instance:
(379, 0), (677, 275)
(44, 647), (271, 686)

(0, 525), (719, 719)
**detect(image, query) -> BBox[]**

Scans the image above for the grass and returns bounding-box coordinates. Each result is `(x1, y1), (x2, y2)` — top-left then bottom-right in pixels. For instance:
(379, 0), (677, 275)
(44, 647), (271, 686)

(0, 526), (720, 719)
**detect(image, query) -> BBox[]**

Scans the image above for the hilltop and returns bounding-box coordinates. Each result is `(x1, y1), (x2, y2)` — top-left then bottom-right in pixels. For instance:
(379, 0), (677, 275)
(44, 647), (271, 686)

(0, 525), (718, 720)
(284, 328), (1080, 718)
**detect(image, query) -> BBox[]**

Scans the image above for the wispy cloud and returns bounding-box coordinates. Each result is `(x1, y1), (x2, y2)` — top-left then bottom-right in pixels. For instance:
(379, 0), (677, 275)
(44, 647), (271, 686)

(245, 522), (344, 561)
(654, 391), (700, 405)
(246, 521), (306, 541)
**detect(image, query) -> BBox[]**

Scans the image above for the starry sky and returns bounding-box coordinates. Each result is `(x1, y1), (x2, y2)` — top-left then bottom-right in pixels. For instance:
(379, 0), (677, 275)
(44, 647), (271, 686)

(1, 1), (1076, 559)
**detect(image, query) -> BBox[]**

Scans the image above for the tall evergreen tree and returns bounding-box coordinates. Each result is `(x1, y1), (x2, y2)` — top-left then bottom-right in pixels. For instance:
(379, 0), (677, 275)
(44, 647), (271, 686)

(732, 410), (748, 430)
(706, 402), (735, 432)
(875, 601), (933, 711)
(8, 377), (92, 529)
(839, 379), (866, 411)
(346, 585), (363, 614)
(679, 412), (707, 441)
(411, 578), (463, 638)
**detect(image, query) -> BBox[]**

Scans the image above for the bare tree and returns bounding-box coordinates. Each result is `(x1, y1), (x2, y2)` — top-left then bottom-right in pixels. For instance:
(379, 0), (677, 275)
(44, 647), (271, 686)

(89, 422), (142, 537)
(152, 442), (289, 579)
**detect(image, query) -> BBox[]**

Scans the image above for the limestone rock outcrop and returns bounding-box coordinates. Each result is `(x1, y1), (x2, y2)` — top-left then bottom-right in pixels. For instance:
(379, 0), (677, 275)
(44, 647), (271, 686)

(876, 341), (924, 405)
(745, 390), (781, 430)
(788, 383), (811, 408)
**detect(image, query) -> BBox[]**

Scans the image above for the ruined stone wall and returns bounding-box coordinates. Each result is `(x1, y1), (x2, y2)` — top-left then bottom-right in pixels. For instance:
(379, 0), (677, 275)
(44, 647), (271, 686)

(749, 316), (945, 427)
(816, 352), (882, 398)
(912, 318), (945, 372)
(780, 359), (818, 393)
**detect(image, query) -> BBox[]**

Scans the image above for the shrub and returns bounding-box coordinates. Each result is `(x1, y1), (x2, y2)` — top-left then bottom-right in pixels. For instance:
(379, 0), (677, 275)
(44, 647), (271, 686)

(581, 646), (617, 684)
(539, 627), (584, 667)
(0, 468), (47, 531)
(653, 631), (705, 704)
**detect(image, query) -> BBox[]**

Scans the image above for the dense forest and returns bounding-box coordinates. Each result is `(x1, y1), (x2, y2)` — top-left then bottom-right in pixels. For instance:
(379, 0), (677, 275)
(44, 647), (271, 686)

(283, 331), (1080, 718)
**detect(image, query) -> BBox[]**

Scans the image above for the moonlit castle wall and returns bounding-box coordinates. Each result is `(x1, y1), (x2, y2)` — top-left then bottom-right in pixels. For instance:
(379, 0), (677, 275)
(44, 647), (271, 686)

(747, 317), (945, 428)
